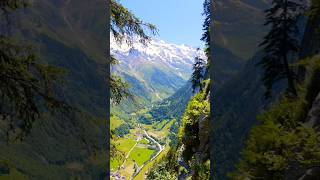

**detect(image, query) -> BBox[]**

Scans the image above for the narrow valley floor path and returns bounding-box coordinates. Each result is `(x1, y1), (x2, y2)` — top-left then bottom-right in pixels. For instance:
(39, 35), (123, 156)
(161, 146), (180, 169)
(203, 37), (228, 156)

(132, 130), (165, 179)
(112, 128), (165, 180)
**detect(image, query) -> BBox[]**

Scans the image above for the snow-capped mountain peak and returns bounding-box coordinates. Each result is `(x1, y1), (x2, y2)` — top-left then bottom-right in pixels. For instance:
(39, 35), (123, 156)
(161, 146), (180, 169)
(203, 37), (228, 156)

(110, 34), (206, 101)
(111, 35), (206, 77)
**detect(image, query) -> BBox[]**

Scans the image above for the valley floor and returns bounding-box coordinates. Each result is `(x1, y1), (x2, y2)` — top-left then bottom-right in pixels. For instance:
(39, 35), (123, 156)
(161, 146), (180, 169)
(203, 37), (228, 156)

(111, 122), (170, 180)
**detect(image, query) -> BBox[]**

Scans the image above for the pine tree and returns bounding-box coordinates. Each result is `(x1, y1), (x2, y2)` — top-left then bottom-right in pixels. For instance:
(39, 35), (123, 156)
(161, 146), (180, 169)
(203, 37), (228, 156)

(191, 0), (211, 93)
(201, 0), (211, 78)
(191, 55), (206, 92)
(201, 0), (211, 55)
(258, 0), (304, 98)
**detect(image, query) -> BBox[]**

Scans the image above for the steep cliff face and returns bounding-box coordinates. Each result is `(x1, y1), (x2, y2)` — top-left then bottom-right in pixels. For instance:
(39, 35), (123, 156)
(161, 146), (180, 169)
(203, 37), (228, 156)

(300, 2), (320, 59)
(214, 0), (270, 59)
(177, 81), (211, 179)
(305, 92), (320, 132)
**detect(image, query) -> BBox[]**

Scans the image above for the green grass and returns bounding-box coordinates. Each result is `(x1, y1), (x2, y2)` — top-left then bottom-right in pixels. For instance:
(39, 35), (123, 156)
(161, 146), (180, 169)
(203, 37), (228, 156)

(129, 147), (155, 167)
(110, 158), (121, 172)
(134, 146), (170, 180)
(115, 138), (136, 154)
(139, 138), (149, 145)
(154, 120), (168, 130)
(110, 116), (124, 130)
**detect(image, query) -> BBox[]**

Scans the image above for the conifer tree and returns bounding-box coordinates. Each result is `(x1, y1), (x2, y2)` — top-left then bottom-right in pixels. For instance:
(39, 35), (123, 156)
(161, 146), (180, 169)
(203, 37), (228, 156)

(202, 0), (211, 60)
(191, 55), (206, 92)
(258, 0), (304, 98)
(191, 0), (211, 93)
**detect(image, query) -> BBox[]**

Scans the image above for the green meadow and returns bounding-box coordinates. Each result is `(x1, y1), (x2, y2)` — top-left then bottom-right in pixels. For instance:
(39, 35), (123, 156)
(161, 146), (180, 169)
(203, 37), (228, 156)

(129, 147), (156, 166)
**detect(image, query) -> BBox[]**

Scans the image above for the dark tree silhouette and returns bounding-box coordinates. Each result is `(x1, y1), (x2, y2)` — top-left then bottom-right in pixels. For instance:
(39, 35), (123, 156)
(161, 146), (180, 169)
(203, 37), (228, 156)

(191, 0), (211, 93)
(191, 56), (206, 92)
(258, 0), (304, 98)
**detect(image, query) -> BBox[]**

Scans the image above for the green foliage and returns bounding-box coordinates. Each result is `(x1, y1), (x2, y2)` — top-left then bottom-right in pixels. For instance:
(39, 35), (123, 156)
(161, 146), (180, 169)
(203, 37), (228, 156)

(110, 74), (131, 105)
(138, 113), (153, 125)
(231, 124), (320, 179)
(191, 159), (210, 180)
(146, 160), (177, 180)
(0, 0), (28, 13)
(191, 56), (206, 92)
(307, 0), (320, 20)
(146, 149), (178, 180)
(230, 95), (320, 179)
(148, 81), (193, 123)
(0, 36), (69, 140)
(114, 123), (131, 137)
(302, 56), (320, 107)
(178, 91), (209, 161)
(110, 0), (157, 45)
(110, 114), (124, 130)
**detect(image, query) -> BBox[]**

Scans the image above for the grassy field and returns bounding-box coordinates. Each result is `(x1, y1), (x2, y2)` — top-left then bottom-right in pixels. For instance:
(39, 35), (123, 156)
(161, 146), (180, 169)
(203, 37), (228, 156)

(112, 119), (175, 179)
(139, 138), (149, 145)
(114, 138), (136, 154)
(129, 147), (156, 166)
(110, 158), (121, 171)
(118, 159), (135, 178)
(110, 116), (123, 130)
(134, 146), (170, 180)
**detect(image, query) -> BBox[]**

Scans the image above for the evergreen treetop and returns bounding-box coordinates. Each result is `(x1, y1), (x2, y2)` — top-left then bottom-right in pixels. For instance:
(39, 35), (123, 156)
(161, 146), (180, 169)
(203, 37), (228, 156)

(258, 0), (305, 98)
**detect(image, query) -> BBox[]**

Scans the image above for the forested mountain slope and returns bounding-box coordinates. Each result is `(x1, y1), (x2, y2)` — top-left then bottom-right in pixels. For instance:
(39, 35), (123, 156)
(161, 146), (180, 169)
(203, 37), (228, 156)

(0, 0), (107, 179)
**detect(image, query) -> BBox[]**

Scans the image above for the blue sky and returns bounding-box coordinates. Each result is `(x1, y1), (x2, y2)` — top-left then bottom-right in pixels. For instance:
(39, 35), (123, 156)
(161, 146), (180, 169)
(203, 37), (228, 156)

(120, 0), (205, 48)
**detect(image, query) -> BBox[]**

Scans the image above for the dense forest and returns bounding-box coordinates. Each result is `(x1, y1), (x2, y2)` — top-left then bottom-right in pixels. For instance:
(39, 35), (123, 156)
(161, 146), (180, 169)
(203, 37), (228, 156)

(213, 0), (320, 179)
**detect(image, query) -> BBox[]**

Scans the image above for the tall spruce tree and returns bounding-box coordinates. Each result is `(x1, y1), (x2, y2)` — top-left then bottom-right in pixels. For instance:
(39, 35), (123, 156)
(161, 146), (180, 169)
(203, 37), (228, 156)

(191, 0), (211, 93)
(258, 0), (304, 98)
(191, 55), (206, 92)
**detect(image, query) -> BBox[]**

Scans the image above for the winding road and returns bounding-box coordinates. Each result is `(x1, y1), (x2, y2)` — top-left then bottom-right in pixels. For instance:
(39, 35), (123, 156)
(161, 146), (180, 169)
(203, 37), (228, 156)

(132, 130), (164, 178)
(112, 128), (164, 180)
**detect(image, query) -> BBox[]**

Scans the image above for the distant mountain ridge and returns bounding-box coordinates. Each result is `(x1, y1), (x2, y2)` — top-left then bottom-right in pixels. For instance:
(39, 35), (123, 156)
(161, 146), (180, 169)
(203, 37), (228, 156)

(111, 36), (206, 102)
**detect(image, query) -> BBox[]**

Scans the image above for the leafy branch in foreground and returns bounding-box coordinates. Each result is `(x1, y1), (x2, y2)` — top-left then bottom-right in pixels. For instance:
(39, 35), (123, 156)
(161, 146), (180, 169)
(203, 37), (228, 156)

(0, 0), (28, 12)
(0, 36), (70, 141)
(110, 0), (157, 45)
(110, 0), (157, 104)
(110, 74), (131, 105)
